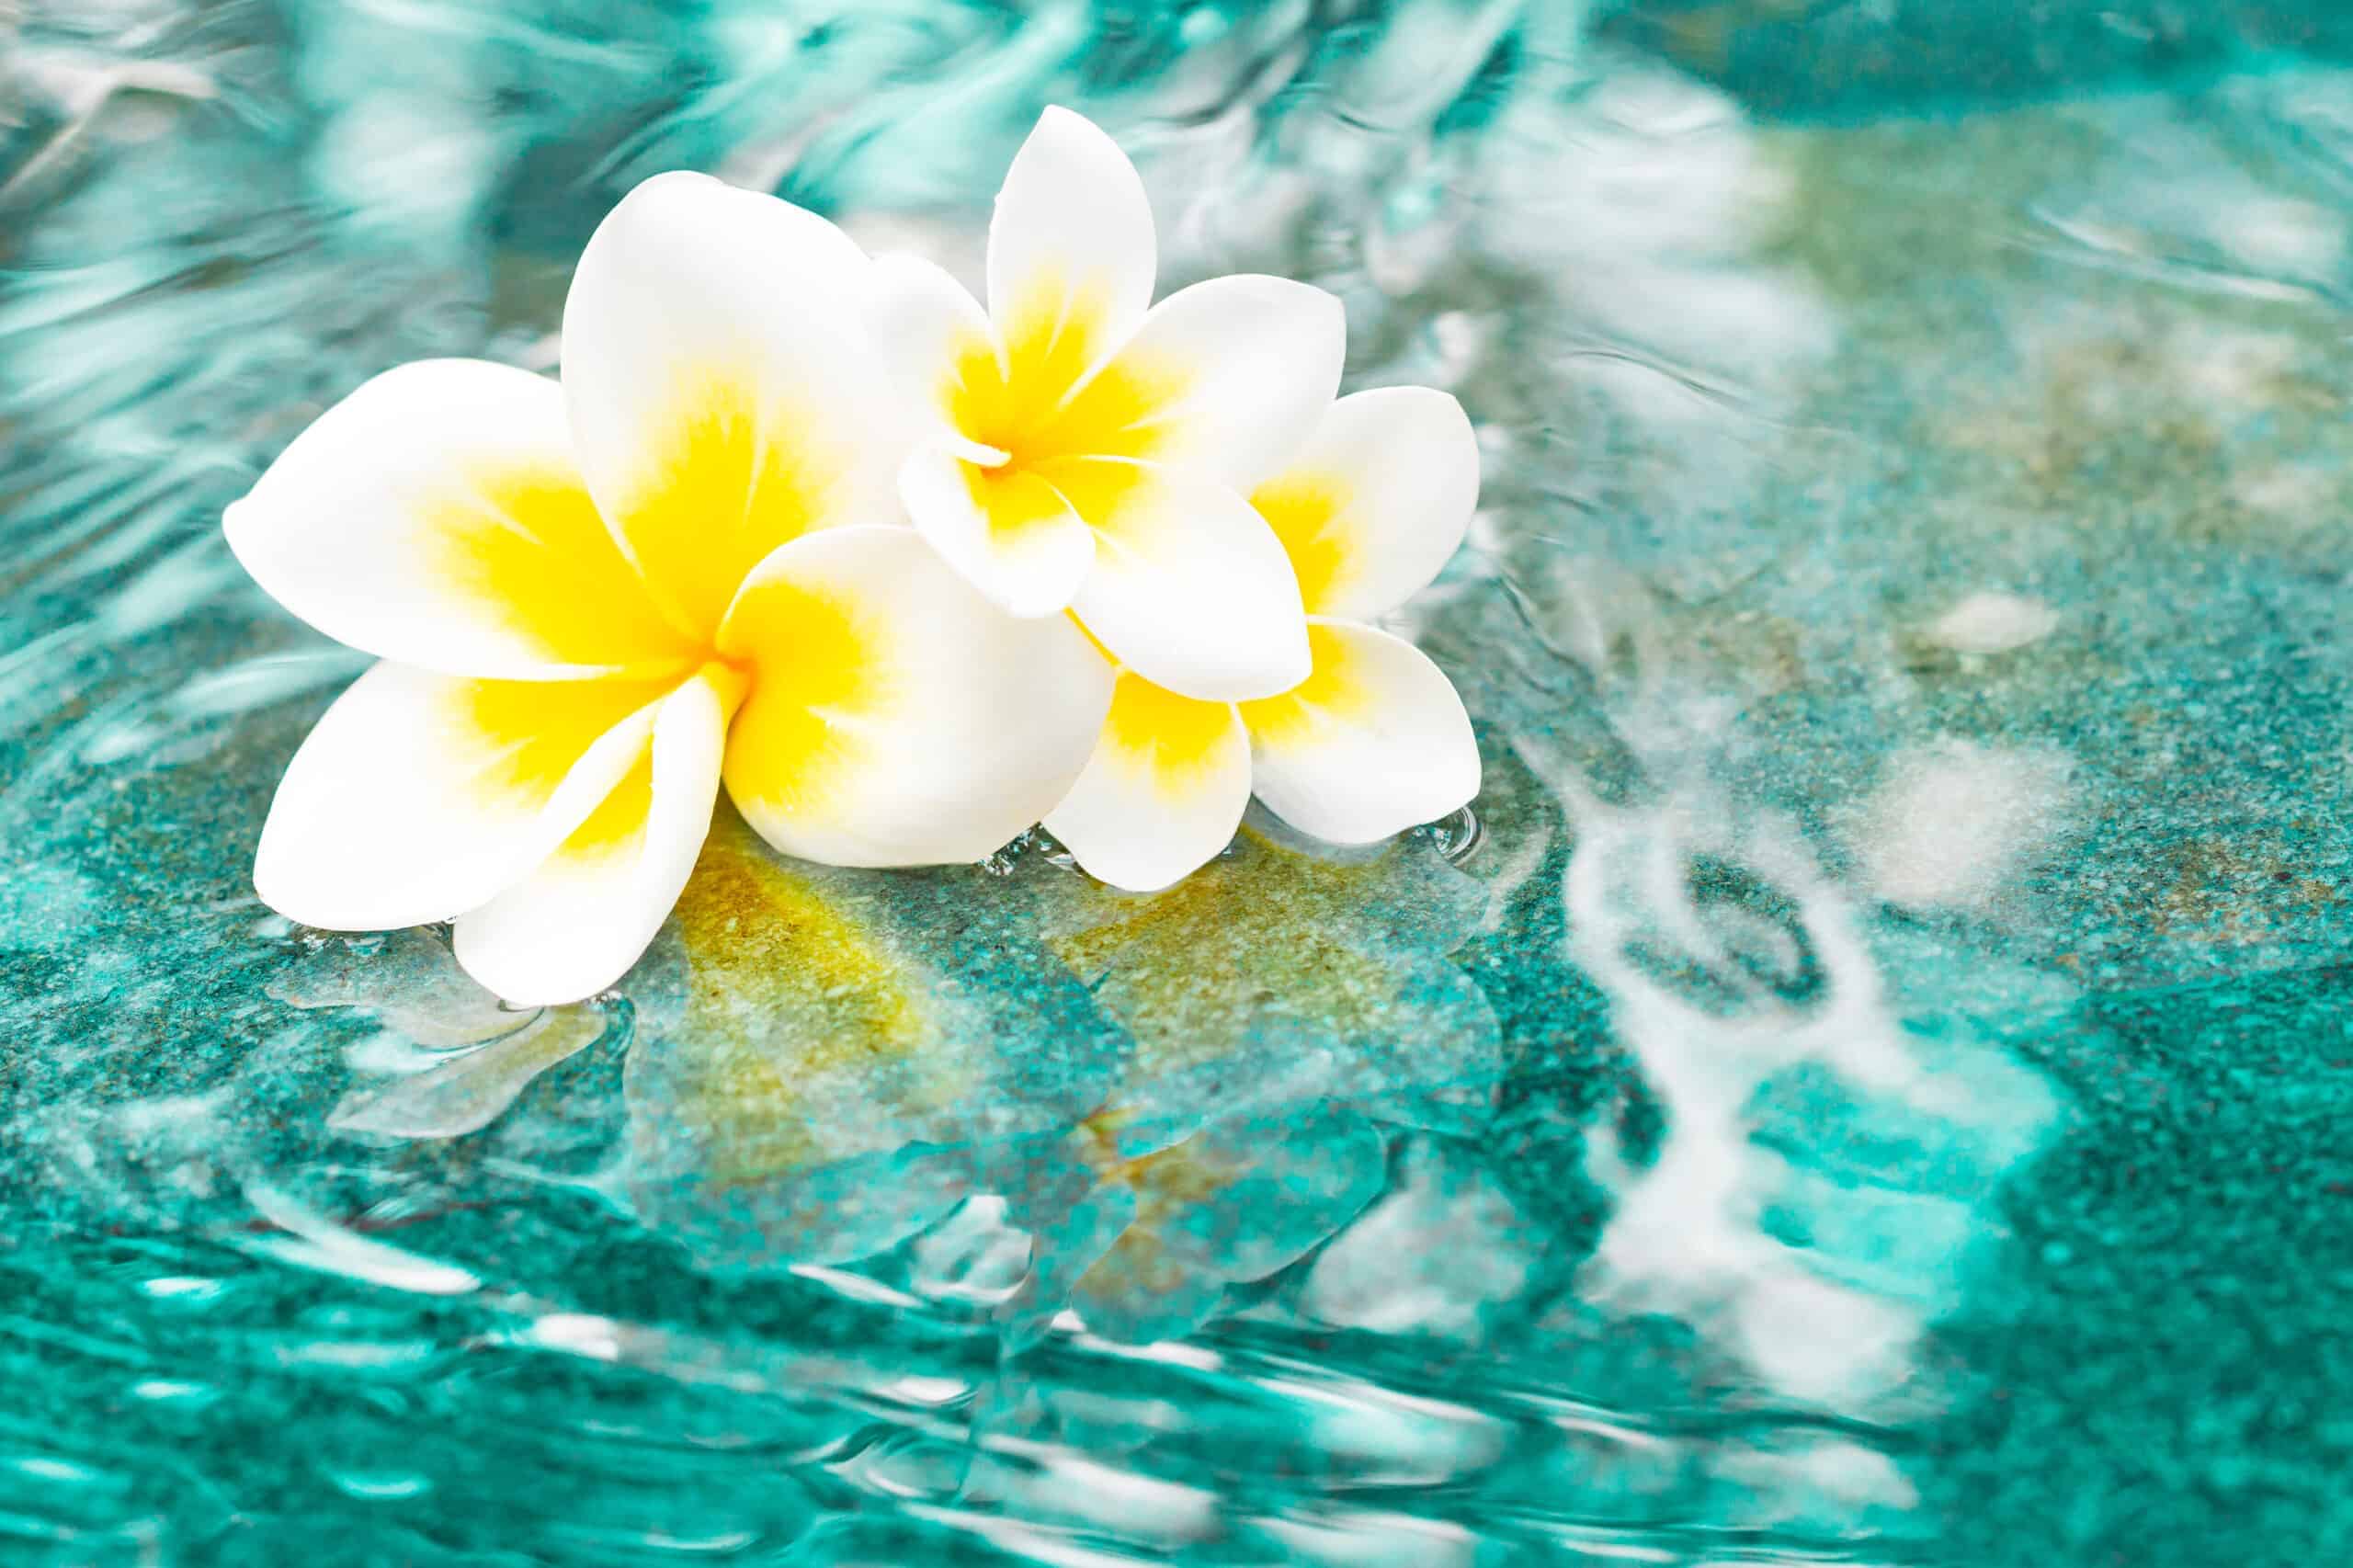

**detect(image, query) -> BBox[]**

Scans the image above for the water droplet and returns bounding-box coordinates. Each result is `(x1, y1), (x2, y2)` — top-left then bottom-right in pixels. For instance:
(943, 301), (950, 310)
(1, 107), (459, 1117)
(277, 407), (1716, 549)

(1428, 805), (1483, 865)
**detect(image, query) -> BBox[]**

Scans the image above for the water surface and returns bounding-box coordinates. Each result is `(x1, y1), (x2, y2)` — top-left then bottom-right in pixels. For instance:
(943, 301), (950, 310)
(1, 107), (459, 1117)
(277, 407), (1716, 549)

(4, 2), (2351, 1562)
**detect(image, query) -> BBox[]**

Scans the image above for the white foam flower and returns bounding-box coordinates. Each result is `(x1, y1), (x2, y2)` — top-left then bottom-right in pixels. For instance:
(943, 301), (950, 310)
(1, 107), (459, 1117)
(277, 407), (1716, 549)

(866, 106), (1345, 703)
(227, 173), (1112, 1006)
(1044, 387), (1483, 892)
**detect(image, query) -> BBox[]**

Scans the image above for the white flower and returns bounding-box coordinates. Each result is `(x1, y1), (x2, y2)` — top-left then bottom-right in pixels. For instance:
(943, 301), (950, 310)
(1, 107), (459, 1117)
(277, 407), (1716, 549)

(1043, 387), (1483, 892)
(226, 173), (1111, 1005)
(866, 106), (1345, 702)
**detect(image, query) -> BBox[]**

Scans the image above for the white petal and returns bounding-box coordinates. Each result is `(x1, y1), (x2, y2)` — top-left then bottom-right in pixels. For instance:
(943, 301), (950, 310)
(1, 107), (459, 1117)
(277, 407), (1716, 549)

(1062, 459), (1310, 702)
(224, 359), (696, 680)
(1103, 275), (1345, 489)
(1241, 622), (1478, 845)
(1043, 673), (1251, 893)
(563, 172), (900, 640)
(865, 251), (1002, 451)
(1253, 386), (1480, 619)
(898, 447), (1095, 618)
(254, 664), (675, 931)
(452, 667), (731, 1006)
(987, 106), (1154, 366)
(717, 525), (1113, 866)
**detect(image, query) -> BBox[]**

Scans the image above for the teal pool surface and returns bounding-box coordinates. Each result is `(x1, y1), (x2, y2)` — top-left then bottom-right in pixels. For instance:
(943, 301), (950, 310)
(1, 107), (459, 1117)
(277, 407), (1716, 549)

(4, 3), (2351, 1562)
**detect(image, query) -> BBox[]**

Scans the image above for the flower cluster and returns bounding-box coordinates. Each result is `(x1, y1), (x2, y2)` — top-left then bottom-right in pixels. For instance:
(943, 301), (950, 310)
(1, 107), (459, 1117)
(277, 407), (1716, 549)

(229, 108), (1480, 1005)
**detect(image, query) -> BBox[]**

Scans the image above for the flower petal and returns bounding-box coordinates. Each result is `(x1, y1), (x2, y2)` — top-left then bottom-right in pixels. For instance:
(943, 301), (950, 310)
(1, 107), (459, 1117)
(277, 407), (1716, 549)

(563, 172), (898, 640)
(717, 525), (1113, 866)
(986, 106), (1154, 374)
(865, 251), (1002, 452)
(1239, 621), (1478, 845)
(255, 663), (676, 931)
(224, 360), (698, 680)
(451, 666), (733, 1006)
(1252, 387), (1480, 620)
(898, 447), (1096, 618)
(1099, 275), (1345, 489)
(1060, 459), (1310, 702)
(1042, 673), (1251, 892)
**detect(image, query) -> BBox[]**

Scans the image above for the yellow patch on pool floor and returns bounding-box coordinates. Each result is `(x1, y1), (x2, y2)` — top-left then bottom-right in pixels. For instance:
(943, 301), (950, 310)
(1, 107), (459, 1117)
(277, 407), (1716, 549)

(1046, 830), (1412, 1078)
(656, 812), (952, 1184)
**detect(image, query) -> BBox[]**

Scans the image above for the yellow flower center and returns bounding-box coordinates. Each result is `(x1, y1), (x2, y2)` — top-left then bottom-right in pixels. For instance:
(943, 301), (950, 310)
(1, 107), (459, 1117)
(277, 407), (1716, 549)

(946, 284), (1186, 539)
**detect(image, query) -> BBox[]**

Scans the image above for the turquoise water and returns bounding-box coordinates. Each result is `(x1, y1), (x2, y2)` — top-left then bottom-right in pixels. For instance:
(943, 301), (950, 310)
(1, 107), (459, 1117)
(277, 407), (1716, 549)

(5, 2), (2353, 1562)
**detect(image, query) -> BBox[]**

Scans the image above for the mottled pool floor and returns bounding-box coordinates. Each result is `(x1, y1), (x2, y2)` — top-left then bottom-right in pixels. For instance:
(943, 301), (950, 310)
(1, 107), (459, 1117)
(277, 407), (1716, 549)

(5, 4), (2352, 1563)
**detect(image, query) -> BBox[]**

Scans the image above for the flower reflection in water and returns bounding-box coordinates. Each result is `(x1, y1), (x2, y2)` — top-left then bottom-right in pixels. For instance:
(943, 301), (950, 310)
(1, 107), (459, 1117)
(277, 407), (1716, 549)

(275, 931), (611, 1139)
(291, 810), (1502, 1346)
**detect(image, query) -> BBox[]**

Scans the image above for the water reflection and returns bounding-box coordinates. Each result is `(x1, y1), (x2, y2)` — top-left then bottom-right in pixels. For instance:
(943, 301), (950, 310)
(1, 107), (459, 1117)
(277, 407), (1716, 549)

(289, 809), (1502, 1346)
(274, 734), (2070, 1440)
(14, 1), (2353, 1558)
(622, 814), (1056, 1267)
(1565, 783), (2063, 1409)
(1030, 818), (1501, 1139)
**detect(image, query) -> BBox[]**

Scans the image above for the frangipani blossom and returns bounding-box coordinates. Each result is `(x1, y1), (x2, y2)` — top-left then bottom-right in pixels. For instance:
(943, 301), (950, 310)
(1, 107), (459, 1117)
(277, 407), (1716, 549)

(228, 173), (1110, 1006)
(1045, 387), (1482, 892)
(868, 107), (1344, 702)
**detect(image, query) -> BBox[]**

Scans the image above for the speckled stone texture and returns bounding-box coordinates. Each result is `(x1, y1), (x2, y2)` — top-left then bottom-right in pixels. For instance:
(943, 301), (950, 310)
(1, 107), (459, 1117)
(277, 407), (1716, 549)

(2, 3), (2349, 1562)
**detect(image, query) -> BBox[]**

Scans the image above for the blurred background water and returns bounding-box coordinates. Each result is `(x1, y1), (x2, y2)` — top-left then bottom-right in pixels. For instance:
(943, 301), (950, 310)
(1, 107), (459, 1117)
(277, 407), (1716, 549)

(5, 1), (2353, 1562)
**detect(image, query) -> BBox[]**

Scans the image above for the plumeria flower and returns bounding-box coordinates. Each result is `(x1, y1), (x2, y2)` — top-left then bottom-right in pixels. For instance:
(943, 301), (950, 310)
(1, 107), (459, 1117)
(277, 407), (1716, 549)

(227, 173), (1110, 1006)
(867, 106), (1344, 702)
(1043, 388), (1483, 892)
